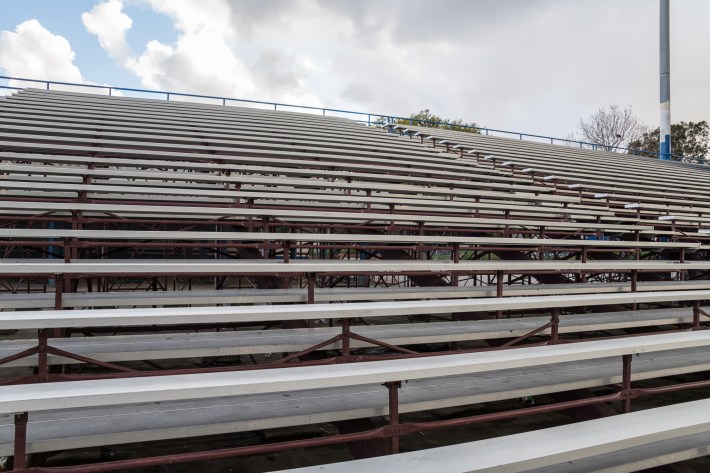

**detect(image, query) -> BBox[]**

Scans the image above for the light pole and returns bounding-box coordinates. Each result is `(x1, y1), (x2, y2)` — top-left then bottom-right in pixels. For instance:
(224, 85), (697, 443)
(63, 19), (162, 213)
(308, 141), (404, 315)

(659, 0), (671, 160)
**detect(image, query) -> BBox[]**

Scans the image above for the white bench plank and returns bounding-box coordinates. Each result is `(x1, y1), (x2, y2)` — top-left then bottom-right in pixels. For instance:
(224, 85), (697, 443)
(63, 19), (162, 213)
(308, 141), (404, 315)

(1, 290), (709, 329)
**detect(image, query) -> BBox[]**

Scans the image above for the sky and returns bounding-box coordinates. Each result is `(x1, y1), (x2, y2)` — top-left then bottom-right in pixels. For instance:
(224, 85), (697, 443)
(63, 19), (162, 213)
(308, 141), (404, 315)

(0, 0), (708, 140)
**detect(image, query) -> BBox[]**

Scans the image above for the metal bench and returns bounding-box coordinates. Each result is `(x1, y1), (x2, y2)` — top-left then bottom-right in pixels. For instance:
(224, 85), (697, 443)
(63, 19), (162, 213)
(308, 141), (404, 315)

(2, 331), (710, 467)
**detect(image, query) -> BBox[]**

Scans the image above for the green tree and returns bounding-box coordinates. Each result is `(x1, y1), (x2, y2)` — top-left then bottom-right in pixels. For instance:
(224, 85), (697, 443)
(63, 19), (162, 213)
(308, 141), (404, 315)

(388, 109), (480, 133)
(628, 121), (709, 161)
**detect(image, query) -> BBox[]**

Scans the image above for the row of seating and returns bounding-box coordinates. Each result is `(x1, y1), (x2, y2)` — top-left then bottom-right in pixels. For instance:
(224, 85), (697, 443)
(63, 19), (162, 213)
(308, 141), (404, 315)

(0, 305), (701, 369)
(2, 331), (709, 459)
(279, 397), (710, 472)
(3, 280), (707, 310)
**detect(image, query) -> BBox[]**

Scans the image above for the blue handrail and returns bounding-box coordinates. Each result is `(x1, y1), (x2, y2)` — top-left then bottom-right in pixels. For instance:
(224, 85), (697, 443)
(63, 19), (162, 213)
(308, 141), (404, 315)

(0, 75), (703, 163)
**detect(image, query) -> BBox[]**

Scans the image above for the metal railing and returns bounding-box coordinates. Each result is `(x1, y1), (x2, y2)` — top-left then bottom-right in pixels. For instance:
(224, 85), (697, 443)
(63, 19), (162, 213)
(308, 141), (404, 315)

(0, 75), (703, 163)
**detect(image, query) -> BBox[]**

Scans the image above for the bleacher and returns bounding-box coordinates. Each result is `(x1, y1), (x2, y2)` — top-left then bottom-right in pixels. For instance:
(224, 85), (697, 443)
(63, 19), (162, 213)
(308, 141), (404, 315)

(1, 88), (710, 472)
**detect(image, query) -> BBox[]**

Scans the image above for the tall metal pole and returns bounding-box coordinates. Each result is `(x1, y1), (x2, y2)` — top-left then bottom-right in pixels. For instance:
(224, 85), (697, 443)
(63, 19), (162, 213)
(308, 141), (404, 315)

(659, 0), (671, 160)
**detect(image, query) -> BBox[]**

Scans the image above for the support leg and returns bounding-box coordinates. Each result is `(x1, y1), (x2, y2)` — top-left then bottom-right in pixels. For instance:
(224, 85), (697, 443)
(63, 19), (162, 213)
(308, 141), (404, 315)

(13, 412), (28, 470)
(550, 308), (560, 344)
(385, 381), (401, 454)
(307, 273), (315, 329)
(342, 318), (351, 358)
(622, 354), (632, 414)
(496, 270), (504, 319)
(37, 329), (49, 382)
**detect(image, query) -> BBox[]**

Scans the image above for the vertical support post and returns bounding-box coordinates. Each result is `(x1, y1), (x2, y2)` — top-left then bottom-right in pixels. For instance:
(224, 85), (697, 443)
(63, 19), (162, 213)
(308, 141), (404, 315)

(385, 381), (402, 454)
(693, 300), (701, 330)
(622, 354), (633, 413)
(36, 329), (49, 381)
(307, 273), (315, 328)
(496, 270), (504, 319)
(54, 274), (63, 310)
(307, 273), (315, 304)
(631, 270), (638, 311)
(452, 244), (459, 287)
(341, 318), (351, 357)
(13, 412), (28, 470)
(52, 274), (64, 340)
(659, 0), (672, 160)
(550, 308), (560, 344)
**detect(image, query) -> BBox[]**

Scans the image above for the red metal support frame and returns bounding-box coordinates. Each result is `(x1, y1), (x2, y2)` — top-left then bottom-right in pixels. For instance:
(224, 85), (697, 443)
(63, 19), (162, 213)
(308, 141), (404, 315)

(13, 412), (28, 470)
(500, 321), (552, 348)
(341, 318), (351, 357)
(272, 317), (417, 365)
(496, 269), (504, 319)
(385, 381), (402, 454)
(306, 272), (315, 329)
(36, 330), (49, 382)
(549, 308), (560, 344)
(51, 275), (63, 340)
(622, 354), (633, 414)
(307, 273), (315, 304)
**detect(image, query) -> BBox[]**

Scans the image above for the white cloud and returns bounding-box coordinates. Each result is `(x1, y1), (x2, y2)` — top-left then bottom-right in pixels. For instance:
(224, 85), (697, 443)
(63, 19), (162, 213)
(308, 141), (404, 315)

(81, 0), (133, 65)
(79, 0), (710, 137)
(129, 31), (260, 99)
(0, 19), (84, 86)
(0, 19), (123, 97)
(82, 0), (324, 106)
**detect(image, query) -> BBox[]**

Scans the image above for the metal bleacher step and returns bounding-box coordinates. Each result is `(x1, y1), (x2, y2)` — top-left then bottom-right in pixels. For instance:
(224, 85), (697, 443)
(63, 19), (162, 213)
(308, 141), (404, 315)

(2, 333), (710, 456)
(0, 306), (701, 368)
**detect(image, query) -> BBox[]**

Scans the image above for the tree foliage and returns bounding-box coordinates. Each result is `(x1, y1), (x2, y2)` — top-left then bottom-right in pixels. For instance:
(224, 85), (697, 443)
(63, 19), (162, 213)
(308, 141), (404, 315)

(628, 121), (709, 160)
(574, 105), (647, 152)
(394, 109), (480, 133)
